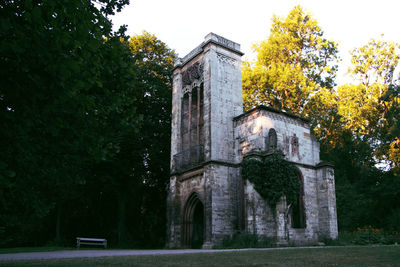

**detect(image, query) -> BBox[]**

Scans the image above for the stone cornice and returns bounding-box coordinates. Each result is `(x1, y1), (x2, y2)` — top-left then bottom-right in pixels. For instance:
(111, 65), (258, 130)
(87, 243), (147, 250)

(173, 33), (243, 71)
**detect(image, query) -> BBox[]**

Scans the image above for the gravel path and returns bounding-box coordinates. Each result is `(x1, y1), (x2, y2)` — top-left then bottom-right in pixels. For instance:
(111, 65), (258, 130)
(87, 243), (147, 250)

(0, 249), (224, 261)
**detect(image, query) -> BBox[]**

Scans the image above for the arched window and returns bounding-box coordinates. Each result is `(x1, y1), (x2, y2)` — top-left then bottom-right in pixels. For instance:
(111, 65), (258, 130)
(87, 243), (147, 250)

(181, 92), (190, 151)
(291, 171), (306, 229)
(178, 84), (204, 171)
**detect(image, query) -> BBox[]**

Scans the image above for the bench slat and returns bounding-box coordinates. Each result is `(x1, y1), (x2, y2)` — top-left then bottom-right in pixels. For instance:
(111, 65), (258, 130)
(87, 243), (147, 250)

(79, 242), (105, 245)
(76, 240), (106, 242)
(76, 237), (107, 249)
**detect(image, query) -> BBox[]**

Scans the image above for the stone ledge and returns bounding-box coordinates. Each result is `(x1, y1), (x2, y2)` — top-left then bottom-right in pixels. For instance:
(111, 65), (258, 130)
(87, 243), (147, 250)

(316, 161), (335, 168)
(170, 159), (241, 176)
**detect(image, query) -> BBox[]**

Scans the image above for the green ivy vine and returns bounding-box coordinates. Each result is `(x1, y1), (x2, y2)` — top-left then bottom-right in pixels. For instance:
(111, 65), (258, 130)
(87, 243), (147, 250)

(241, 151), (300, 208)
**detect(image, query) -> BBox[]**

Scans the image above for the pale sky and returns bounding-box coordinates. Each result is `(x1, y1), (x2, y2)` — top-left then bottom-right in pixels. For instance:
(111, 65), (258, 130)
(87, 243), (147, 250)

(111, 0), (400, 85)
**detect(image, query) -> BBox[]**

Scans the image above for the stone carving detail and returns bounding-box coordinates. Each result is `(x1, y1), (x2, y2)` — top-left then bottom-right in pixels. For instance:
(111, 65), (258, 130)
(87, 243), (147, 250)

(291, 134), (299, 156)
(266, 128), (277, 152)
(217, 53), (238, 66)
(283, 135), (290, 155)
(216, 35), (236, 50)
(182, 62), (204, 87)
(182, 86), (189, 95)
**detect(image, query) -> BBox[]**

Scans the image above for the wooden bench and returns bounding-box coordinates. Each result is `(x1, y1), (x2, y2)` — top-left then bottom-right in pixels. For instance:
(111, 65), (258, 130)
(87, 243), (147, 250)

(76, 237), (107, 249)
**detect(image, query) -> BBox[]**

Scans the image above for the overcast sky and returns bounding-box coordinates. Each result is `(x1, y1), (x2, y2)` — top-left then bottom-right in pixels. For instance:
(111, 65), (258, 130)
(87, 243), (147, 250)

(111, 0), (400, 85)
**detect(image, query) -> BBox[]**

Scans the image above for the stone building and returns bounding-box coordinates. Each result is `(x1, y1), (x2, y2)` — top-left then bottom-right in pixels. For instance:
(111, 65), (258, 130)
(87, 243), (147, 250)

(166, 33), (338, 248)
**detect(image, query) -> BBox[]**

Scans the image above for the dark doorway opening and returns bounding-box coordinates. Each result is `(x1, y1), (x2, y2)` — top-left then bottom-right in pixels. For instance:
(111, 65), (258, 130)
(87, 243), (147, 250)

(182, 193), (204, 248)
(291, 172), (306, 229)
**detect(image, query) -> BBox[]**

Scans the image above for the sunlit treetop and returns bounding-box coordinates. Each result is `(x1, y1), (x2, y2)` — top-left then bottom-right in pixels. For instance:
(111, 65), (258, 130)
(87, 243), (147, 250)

(243, 5), (339, 116)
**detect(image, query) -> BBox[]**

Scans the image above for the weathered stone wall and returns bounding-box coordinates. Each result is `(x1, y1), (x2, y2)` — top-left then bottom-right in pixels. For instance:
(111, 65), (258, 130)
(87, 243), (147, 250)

(205, 38), (243, 162)
(234, 107), (320, 166)
(234, 107), (337, 244)
(170, 54), (206, 170)
(166, 175), (181, 248)
(317, 164), (338, 239)
(168, 33), (244, 248)
(209, 164), (241, 243)
(244, 180), (275, 237)
(243, 166), (321, 244)
(171, 33), (243, 167)
(288, 166), (319, 243)
(168, 33), (338, 248)
(166, 169), (206, 248)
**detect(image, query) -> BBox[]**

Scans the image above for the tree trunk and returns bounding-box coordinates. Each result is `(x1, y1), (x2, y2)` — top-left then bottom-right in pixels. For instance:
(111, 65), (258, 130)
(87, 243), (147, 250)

(56, 203), (61, 245)
(117, 194), (127, 247)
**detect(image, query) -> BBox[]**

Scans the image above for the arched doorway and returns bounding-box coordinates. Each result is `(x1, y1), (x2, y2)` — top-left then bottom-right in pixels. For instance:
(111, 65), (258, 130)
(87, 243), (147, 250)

(182, 192), (204, 248)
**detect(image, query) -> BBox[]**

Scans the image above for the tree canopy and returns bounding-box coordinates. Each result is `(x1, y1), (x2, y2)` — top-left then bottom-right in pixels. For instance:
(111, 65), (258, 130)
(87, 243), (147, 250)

(1, 1), (400, 247)
(242, 5), (339, 115)
(243, 5), (400, 233)
(0, 1), (175, 248)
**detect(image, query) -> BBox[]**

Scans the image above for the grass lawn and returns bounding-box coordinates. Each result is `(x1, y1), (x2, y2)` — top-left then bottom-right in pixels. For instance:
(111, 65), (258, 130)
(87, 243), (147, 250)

(0, 246), (399, 266)
(0, 247), (73, 254)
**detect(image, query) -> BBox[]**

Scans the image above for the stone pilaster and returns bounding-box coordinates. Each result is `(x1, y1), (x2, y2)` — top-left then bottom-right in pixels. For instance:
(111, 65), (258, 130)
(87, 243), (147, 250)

(316, 162), (338, 239)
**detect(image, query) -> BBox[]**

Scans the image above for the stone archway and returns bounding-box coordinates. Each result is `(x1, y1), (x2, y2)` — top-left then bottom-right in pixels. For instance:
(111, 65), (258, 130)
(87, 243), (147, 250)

(182, 192), (204, 248)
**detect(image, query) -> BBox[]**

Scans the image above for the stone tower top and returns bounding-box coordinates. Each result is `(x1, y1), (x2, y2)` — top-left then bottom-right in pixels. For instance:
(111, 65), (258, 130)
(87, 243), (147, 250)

(174, 33), (244, 69)
(170, 33), (244, 172)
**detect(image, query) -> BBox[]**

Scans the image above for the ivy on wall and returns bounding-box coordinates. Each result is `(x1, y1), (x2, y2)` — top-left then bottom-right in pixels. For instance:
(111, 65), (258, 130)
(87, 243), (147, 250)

(241, 151), (300, 208)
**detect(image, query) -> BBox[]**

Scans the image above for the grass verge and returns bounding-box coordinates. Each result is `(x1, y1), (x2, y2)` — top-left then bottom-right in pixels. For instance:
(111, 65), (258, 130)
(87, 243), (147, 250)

(0, 247), (73, 254)
(0, 246), (399, 266)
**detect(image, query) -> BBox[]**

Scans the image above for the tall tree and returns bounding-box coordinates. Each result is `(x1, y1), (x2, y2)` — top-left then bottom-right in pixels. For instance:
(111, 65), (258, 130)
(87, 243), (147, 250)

(0, 0), (135, 246)
(336, 39), (400, 167)
(242, 5), (339, 116)
(320, 39), (400, 231)
(85, 32), (175, 247)
(242, 5), (400, 232)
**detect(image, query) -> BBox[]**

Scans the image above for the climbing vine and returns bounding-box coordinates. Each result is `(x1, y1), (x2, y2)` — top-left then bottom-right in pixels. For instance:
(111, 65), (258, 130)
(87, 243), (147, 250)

(241, 151), (300, 208)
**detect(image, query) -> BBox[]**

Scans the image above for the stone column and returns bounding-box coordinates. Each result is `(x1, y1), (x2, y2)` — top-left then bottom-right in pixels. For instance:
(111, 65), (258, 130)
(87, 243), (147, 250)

(202, 165), (213, 249)
(188, 92), (192, 148)
(166, 175), (182, 247)
(316, 162), (338, 239)
(275, 196), (288, 245)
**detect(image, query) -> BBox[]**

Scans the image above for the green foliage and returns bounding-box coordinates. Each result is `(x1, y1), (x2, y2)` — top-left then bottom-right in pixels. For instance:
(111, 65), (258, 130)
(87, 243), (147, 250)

(241, 152), (300, 207)
(244, 5), (400, 235)
(0, 0), (174, 248)
(318, 39), (400, 233)
(324, 228), (400, 246)
(243, 5), (338, 115)
(322, 39), (400, 168)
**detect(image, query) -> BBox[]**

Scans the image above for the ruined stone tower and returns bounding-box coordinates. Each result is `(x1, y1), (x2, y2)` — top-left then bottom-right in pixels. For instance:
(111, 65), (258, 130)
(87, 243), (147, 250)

(167, 33), (338, 248)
